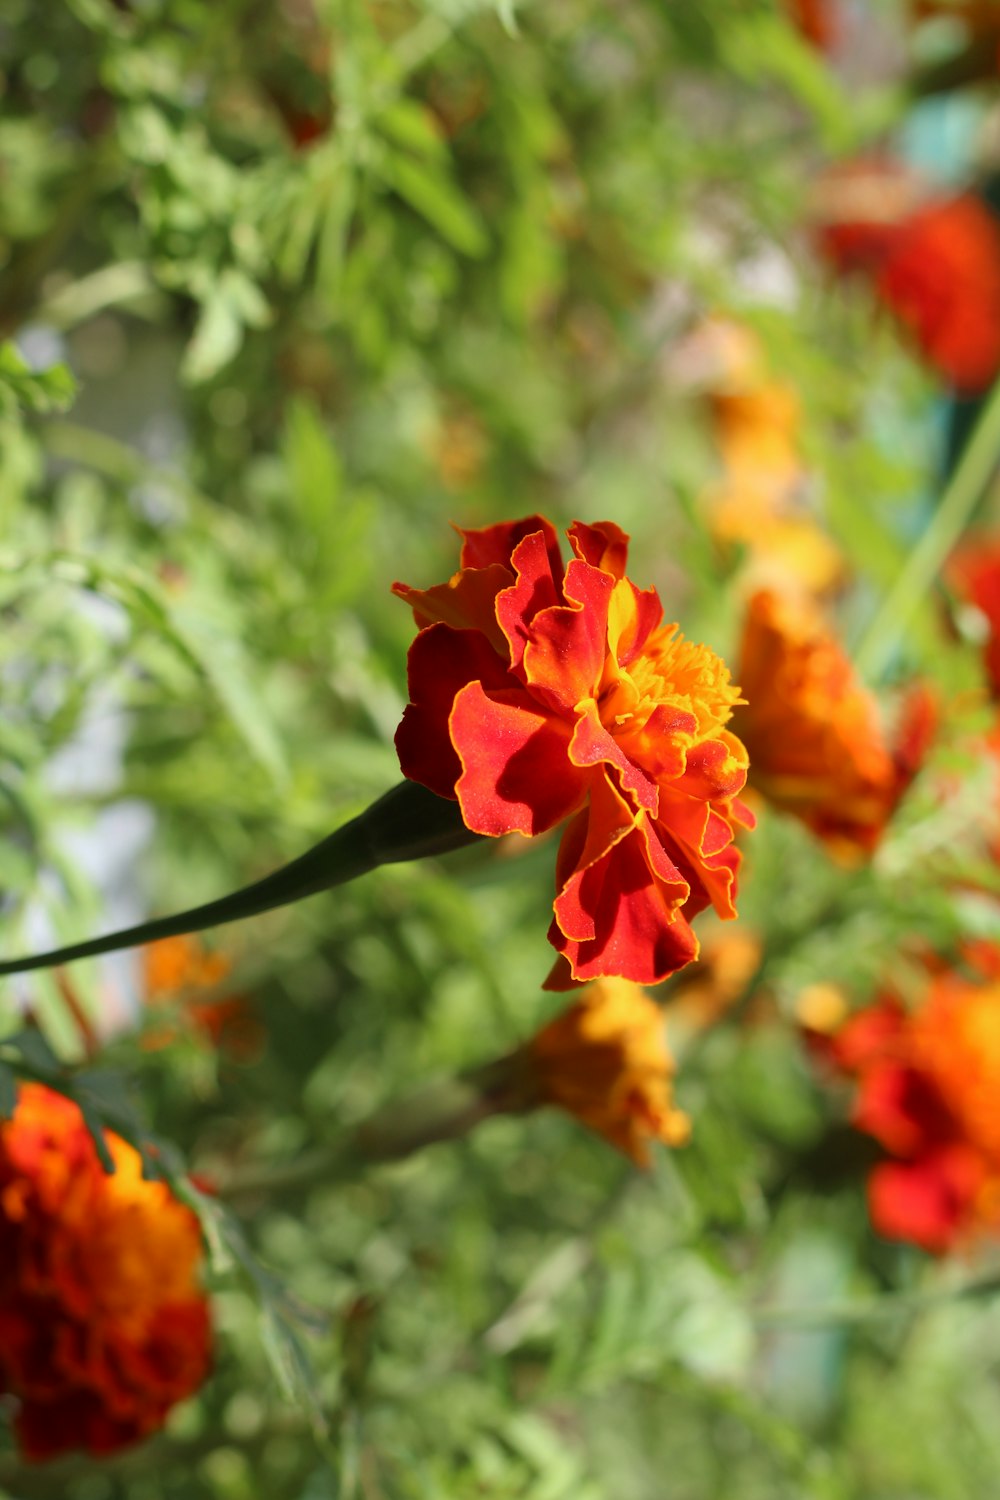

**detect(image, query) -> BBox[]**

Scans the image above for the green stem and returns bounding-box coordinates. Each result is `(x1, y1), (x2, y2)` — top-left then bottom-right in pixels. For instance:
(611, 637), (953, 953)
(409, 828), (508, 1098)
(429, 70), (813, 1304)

(220, 1062), (515, 1201)
(854, 374), (1000, 680)
(0, 782), (481, 976)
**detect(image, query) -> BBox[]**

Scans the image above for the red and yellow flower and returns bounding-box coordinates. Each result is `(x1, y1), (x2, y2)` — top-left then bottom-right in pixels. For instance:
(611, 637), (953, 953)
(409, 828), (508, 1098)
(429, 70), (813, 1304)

(734, 589), (935, 858)
(0, 1084), (211, 1460)
(394, 517), (753, 987)
(811, 945), (1000, 1253)
(815, 159), (1000, 393)
(519, 976), (690, 1165)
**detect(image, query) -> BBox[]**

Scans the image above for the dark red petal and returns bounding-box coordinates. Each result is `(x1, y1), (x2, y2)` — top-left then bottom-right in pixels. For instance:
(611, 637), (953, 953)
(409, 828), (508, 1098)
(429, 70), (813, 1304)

(567, 519), (630, 579)
(459, 515), (563, 577)
(395, 625), (512, 800)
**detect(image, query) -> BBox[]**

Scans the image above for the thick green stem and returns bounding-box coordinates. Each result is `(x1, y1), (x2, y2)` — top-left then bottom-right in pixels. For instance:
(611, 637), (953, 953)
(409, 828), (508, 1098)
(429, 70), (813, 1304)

(854, 375), (1000, 680)
(0, 781), (481, 976)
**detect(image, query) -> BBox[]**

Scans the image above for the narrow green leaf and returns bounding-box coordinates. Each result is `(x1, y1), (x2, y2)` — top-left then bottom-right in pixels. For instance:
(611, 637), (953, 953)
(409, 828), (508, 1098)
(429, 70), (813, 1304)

(378, 151), (488, 257)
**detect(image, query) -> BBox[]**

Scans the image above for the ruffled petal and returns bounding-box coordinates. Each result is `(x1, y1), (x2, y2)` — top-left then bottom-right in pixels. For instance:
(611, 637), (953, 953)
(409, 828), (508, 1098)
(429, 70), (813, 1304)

(521, 559), (616, 711)
(567, 519), (630, 579)
(395, 624), (513, 800)
(548, 778), (696, 986)
(392, 564), (512, 653)
(451, 680), (589, 836)
(495, 529), (564, 674)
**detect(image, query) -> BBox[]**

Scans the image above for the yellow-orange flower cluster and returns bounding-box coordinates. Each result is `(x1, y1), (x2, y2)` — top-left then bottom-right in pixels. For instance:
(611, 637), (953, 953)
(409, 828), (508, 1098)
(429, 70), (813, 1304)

(0, 1084), (211, 1460)
(812, 945), (1000, 1253)
(521, 977), (690, 1165)
(695, 322), (843, 600)
(734, 589), (935, 858)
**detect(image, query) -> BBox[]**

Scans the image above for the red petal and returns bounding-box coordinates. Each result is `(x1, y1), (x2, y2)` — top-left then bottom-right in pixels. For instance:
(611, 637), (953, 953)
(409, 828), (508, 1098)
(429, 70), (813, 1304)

(496, 530), (563, 674)
(395, 625), (512, 800)
(868, 1146), (983, 1254)
(392, 564), (512, 654)
(548, 779), (695, 985)
(567, 519), (630, 579)
(459, 515), (563, 576)
(568, 701), (659, 814)
(521, 560), (615, 711)
(451, 681), (589, 836)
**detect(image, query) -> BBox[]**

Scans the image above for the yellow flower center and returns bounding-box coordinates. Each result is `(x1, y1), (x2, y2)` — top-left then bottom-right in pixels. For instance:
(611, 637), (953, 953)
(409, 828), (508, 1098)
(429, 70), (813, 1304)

(600, 616), (742, 747)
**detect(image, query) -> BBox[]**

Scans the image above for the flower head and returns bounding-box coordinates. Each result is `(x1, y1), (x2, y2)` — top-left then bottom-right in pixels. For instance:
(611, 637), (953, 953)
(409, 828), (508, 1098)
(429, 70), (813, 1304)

(815, 160), (1000, 393)
(811, 948), (1000, 1253)
(0, 1084), (211, 1460)
(394, 517), (753, 987)
(520, 977), (689, 1165)
(733, 589), (935, 858)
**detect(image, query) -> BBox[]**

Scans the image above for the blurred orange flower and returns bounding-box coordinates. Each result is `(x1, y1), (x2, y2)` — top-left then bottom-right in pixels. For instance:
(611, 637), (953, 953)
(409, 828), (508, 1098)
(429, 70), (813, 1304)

(785, 0), (835, 48)
(815, 160), (1000, 393)
(521, 977), (689, 1165)
(0, 1084), (211, 1460)
(734, 589), (935, 857)
(811, 945), (1000, 1253)
(143, 936), (261, 1059)
(685, 319), (844, 599)
(395, 517), (753, 988)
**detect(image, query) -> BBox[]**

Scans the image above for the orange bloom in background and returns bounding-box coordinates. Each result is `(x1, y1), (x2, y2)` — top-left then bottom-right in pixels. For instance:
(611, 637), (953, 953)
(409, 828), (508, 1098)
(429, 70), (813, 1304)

(815, 160), (1000, 394)
(947, 535), (1000, 697)
(665, 926), (763, 1035)
(143, 935), (261, 1059)
(734, 589), (936, 858)
(785, 0), (835, 49)
(680, 318), (844, 599)
(0, 1084), (211, 1460)
(394, 517), (754, 989)
(811, 946), (1000, 1253)
(521, 976), (690, 1165)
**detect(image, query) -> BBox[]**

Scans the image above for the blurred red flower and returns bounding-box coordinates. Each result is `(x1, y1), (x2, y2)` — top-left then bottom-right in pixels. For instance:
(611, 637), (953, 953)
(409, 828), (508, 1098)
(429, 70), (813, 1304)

(785, 0), (836, 49)
(815, 162), (1000, 394)
(394, 517), (753, 988)
(0, 1084), (211, 1460)
(734, 589), (935, 858)
(812, 945), (1000, 1252)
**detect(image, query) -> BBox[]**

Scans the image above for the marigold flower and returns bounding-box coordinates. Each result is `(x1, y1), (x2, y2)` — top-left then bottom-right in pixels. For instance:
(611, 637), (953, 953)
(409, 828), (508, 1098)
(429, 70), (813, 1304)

(812, 949), (1000, 1252)
(733, 589), (935, 857)
(815, 160), (1000, 393)
(143, 935), (260, 1058)
(394, 517), (753, 987)
(0, 1084), (212, 1459)
(519, 977), (689, 1165)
